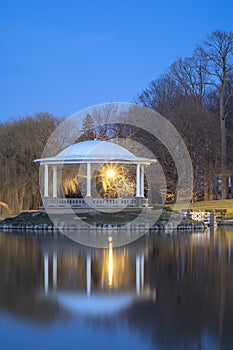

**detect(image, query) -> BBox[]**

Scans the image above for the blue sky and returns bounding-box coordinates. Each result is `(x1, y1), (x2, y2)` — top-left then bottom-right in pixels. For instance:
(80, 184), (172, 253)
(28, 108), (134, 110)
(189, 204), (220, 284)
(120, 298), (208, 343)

(1, 0), (233, 122)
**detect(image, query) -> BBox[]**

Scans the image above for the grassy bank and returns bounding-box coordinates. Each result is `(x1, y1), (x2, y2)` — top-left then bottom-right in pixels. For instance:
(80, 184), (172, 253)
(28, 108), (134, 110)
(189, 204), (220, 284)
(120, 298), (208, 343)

(188, 199), (233, 219)
(165, 199), (233, 220)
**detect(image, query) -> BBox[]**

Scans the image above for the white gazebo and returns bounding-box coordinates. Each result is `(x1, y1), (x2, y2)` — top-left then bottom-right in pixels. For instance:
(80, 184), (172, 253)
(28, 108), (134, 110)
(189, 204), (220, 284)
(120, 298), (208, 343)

(34, 140), (156, 213)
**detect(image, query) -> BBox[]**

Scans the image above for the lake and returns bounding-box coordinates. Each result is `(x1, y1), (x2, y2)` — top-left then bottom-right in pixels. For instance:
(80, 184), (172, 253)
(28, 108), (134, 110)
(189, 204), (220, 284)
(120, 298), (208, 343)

(0, 228), (233, 350)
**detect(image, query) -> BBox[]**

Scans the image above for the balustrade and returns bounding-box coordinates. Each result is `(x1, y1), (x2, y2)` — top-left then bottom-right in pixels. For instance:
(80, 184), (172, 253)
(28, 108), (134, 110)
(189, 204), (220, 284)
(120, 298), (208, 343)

(42, 197), (143, 208)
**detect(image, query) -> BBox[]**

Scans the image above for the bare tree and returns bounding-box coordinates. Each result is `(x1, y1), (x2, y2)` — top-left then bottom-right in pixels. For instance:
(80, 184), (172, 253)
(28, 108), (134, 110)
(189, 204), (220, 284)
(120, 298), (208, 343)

(196, 30), (233, 198)
(137, 31), (233, 201)
(137, 61), (220, 202)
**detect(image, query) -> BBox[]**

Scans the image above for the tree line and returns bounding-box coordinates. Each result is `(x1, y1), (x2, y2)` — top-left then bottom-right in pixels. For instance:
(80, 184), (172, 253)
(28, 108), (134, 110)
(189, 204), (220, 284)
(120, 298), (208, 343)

(0, 113), (60, 214)
(0, 29), (233, 214)
(137, 29), (233, 201)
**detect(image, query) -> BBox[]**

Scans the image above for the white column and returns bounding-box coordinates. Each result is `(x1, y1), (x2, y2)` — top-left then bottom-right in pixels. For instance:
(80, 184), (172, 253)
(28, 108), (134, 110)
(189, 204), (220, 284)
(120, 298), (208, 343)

(136, 164), (141, 197)
(86, 163), (91, 197)
(136, 254), (140, 294)
(44, 164), (49, 197)
(140, 253), (144, 290)
(108, 238), (113, 287)
(53, 252), (57, 289)
(86, 254), (91, 296)
(140, 166), (144, 197)
(52, 166), (57, 197)
(44, 252), (49, 294)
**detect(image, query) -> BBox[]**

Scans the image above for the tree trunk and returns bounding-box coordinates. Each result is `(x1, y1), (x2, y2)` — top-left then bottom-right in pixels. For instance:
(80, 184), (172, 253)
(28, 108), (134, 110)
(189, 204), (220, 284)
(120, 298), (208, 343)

(204, 171), (209, 201)
(220, 92), (228, 199)
(221, 125), (227, 199)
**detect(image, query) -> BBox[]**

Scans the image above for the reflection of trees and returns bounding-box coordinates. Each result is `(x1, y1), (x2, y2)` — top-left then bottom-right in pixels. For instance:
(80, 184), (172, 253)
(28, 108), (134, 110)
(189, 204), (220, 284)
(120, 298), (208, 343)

(123, 234), (233, 349)
(0, 234), (68, 324)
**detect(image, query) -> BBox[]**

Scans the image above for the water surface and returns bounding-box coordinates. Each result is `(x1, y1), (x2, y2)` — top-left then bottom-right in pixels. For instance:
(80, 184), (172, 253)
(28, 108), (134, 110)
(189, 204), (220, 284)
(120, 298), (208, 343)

(0, 228), (233, 349)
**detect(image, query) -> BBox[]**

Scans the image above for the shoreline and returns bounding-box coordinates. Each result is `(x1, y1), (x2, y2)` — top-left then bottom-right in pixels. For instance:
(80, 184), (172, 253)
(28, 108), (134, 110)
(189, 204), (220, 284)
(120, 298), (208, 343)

(2, 209), (227, 235)
(0, 220), (206, 235)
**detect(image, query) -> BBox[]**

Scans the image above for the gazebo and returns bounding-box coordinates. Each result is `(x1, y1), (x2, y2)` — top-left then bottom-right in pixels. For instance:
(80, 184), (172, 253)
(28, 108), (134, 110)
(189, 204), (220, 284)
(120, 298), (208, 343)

(34, 140), (156, 213)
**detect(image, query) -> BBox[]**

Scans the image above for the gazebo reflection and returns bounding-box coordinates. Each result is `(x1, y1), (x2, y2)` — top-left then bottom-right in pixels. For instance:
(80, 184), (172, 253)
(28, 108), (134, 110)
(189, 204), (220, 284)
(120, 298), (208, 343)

(40, 237), (156, 316)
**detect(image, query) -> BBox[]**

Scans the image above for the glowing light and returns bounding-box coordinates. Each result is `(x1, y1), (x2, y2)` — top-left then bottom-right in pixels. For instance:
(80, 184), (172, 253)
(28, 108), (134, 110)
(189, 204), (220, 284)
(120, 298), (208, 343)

(99, 164), (135, 198)
(108, 237), (113, 287)
(106, 168), (115, 178)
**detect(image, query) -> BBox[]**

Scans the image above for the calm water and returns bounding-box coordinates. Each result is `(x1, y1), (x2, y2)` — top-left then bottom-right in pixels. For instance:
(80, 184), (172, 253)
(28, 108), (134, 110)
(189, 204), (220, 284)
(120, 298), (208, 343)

(0, 228), (233, 350)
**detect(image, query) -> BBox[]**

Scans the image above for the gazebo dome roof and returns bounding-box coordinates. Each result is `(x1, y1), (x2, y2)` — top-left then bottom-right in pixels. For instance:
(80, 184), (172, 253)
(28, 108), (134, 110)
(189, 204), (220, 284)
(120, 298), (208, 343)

(54, 292), (135, 316)
(35, 139), (156, 164)
(57, 140), (137, 160)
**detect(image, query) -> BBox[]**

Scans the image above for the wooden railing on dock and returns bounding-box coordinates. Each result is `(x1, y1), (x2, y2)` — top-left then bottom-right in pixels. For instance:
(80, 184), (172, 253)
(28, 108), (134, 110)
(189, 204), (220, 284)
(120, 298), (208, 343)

(205, 209), (227, 221)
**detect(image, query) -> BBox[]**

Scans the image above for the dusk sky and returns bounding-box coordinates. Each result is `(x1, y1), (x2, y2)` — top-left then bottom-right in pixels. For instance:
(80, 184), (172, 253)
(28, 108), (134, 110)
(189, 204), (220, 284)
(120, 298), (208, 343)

(1, 0), (233, 122)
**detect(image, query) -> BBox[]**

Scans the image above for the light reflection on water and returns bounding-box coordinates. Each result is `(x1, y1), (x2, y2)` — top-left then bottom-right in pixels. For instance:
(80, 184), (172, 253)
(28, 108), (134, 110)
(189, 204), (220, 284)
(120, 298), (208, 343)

(0, 228), (233, 349)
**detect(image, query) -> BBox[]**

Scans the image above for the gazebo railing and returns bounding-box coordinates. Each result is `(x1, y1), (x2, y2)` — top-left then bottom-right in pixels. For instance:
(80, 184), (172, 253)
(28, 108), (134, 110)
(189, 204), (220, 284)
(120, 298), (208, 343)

(91, 198), (137, 207)
(43, 198), (85, 208)
(42, 197), (148, 208)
